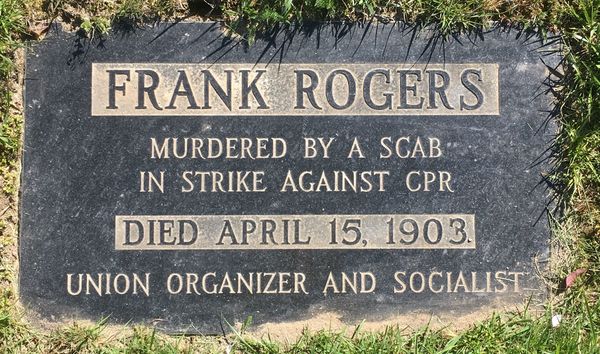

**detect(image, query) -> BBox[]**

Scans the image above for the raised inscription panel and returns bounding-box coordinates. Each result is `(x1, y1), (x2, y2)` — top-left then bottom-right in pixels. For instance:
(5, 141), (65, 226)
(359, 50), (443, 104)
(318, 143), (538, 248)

(91, 63), (499, 116)
(21, 23), (556, 332)
(114, 214), (476, 250)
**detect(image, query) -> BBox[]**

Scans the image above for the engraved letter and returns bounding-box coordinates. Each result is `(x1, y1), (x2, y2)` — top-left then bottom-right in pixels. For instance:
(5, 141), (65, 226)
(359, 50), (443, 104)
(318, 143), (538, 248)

(427, 70), (453, 109)
(106, 70), (130, 109)
(123, 220), (144, 245)
(135, 70), (163, 110)
(364, 69), (393, 110)
(460, 69), (484, 110)
(66, 274), (83, 295)
(166, 70), (200, 109)
(325, 69), (356, 110)
(294, 70), (322, 109)
(393, 271), (407, 293)
(178, 220), (198, 245)
(202, 70), (233, 110)
(240, 70), (269, 109)
(217, 220), (238, 245)
(151, 138), (170, 159)
(398, 70), (424, 109)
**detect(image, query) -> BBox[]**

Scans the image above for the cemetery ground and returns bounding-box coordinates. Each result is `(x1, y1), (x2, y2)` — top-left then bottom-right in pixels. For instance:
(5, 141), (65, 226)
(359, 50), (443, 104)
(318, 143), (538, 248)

(0, 0), (599, 352)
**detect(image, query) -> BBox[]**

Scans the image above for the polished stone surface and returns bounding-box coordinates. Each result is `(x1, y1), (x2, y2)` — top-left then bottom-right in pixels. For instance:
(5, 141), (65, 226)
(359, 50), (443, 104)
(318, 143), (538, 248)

(21, 22), (558, 333)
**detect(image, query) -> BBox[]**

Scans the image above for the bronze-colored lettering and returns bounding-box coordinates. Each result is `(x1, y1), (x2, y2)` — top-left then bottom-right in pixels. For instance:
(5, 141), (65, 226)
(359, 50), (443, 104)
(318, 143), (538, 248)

(135, 70), (162, 110)
(166, 70), (200, 109)
(67, 273), (150, 296)
(325, 69), (356, 110)
(202, 70), (233, 110)
(398, 69), (424, 109)
(93, 63), (499, 115)
(460, 69), (484, 110)
(294, 69), (322, 109)
(426, 69), (453, 109)
(106, 69), (130, 109)
(240, 70), (269, 109)
(364, 69), (393, 110)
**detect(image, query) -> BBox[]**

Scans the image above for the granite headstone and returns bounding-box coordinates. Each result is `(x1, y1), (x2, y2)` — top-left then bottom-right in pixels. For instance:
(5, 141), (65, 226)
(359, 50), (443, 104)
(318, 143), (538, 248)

(20, 23), (557, 333)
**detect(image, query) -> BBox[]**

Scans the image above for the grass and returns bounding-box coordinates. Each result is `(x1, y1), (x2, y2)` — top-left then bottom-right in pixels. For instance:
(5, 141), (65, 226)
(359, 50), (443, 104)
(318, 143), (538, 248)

(0, 0), (599, 352)
(1, 304), (599, 352)
(0, 0), (22, 174)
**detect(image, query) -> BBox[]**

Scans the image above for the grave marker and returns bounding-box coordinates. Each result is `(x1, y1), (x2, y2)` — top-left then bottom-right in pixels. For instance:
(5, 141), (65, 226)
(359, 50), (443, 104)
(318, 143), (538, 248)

(20, 23), (557, 332)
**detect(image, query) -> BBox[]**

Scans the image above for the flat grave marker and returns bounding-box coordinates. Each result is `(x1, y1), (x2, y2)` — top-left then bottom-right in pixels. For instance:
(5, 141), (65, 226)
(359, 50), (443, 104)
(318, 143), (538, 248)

(20, 23), (557, 333)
